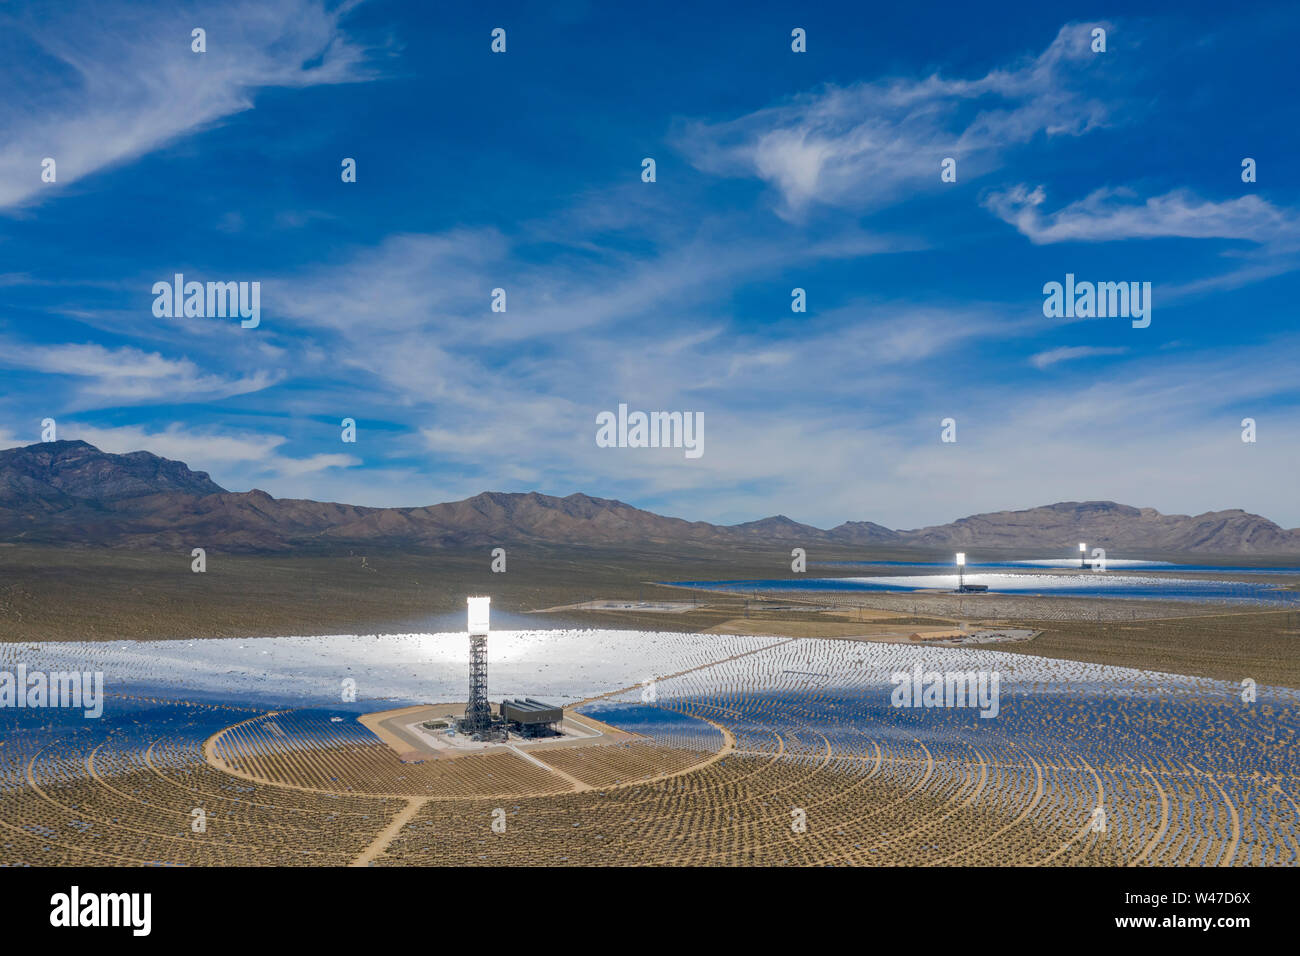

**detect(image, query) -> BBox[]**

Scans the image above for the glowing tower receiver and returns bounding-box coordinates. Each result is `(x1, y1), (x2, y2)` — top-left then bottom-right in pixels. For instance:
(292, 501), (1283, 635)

(461, 596), (498, 738)
(468, 595), (490, 637)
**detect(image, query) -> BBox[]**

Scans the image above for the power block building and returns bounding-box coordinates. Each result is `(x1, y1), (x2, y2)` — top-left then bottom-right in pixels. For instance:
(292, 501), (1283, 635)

(500, 698), (563, 738)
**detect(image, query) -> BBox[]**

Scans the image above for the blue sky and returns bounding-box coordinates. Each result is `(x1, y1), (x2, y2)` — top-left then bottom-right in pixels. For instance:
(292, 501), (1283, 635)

(2, 0), (1298, 529)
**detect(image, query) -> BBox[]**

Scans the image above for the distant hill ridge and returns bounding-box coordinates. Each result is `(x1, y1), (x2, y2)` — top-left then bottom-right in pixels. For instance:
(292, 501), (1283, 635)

(2, 440), (1297, 554)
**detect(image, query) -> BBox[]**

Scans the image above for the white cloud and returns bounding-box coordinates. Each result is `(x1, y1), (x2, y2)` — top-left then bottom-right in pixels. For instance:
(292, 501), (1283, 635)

(272, 453), (362, 478)
(986, 185), (1300, 245)
(677, 22), (1113, 218)
(0, 0), (376, 210)
(0, 341), (281, 404)
(1030, 345), (1128, 369)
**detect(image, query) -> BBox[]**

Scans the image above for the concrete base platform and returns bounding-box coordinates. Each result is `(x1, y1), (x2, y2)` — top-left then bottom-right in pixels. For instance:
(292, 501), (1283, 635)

(359, 703), (637, 763)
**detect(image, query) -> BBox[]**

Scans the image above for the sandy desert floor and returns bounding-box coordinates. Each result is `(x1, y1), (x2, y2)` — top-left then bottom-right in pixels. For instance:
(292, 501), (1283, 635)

(3, 544), (1297, 687)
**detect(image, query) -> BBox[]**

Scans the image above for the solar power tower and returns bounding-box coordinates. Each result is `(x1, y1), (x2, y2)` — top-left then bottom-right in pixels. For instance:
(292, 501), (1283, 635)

(460, 596), (501, 739)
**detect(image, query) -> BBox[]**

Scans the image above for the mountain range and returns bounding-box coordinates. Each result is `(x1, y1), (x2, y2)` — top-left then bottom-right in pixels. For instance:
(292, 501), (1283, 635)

(3, 440), (1298, 554)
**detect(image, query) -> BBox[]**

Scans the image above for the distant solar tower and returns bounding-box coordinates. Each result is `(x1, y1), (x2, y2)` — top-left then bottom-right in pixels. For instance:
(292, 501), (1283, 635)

(462, 596), (495, 737)
(956, 552), (965, 591)
(1079, 542), (1087, 569)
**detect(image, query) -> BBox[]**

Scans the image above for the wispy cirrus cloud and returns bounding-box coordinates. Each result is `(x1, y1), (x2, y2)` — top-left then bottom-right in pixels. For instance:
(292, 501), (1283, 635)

(0, 0), (378, 210)
(676, 22), (1115, 218)
(985, 185), (1300, 245)
(0, 341), (281, 405)
(1030, 345), (1129, 369)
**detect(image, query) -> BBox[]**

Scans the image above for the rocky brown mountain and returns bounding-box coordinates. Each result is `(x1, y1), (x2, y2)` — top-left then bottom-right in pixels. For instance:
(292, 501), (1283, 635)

(2, 441), (1297, 554)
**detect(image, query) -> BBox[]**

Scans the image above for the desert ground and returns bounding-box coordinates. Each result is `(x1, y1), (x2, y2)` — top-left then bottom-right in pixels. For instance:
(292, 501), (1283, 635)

(1, 542), (1297, 687)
